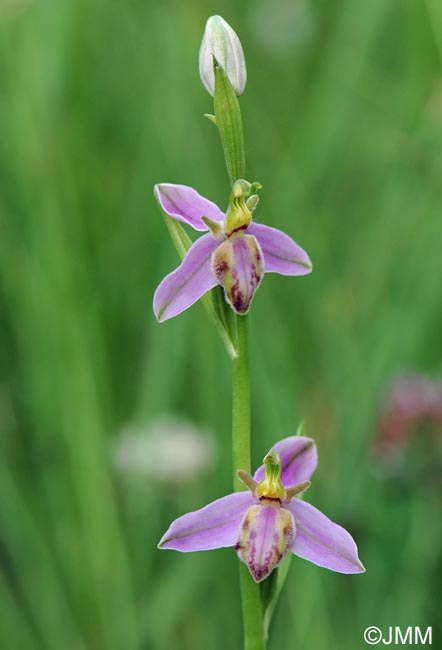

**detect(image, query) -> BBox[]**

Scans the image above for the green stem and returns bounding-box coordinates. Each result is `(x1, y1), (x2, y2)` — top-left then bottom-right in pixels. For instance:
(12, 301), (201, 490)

(232, 315), (265, 650)
(214, 60), (245, 184)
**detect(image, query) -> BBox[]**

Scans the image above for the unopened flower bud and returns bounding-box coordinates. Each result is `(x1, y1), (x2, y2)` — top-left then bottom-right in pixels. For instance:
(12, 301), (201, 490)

(199, 15), (247, 97)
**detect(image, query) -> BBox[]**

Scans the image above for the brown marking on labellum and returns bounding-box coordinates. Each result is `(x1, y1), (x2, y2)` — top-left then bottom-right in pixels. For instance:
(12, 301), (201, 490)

(213, 259), (229, 282)
(259, 496), (281, 504)
(249, 263), (261, 292)
(226, 224), (248, 238)
(230, 271), (248, 313)
(232, 291), (246, 313)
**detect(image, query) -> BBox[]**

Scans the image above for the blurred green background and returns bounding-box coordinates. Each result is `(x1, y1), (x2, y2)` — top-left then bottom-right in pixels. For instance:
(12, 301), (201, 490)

(1, 0), (441, 648)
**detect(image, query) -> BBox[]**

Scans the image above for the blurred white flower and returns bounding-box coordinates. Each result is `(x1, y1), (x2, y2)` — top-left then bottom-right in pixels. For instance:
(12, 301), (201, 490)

(249, 0), (315, 56)
(199, 15), (247, 96)
(112, 417), (215, 482)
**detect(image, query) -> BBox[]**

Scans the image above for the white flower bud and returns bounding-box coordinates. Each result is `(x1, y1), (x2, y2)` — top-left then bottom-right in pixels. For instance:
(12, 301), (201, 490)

(199, 15), (247, 97)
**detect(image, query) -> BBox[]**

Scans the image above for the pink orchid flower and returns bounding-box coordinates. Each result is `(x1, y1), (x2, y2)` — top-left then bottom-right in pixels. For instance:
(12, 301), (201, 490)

(153, 180), (312, 321)
(158, 436), (365, 582)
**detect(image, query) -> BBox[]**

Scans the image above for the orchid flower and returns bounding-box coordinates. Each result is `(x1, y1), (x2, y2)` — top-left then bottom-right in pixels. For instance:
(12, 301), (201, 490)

(153, 180), (312, 321)
(158, 436), (365, 582)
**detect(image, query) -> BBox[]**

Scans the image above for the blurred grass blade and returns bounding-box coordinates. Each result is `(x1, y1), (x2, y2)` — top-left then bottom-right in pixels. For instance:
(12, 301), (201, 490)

(295, 420), (307, 437)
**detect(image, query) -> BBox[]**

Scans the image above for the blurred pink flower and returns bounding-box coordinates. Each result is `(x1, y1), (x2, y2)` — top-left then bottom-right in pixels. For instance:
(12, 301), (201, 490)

(374, 373), (442, 457)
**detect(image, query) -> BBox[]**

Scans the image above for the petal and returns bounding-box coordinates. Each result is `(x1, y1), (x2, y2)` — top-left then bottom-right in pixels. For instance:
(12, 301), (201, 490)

(287, 499), (365, 574)
(236, 502), (294, 583)
(254, 437), (318, 486)
(153, 233), (220, 322)
(211, 233), (264, 314)
(155, 184), (224, 231)
(158, 491), (253, 552)
(248, 223), (312, 276)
